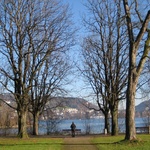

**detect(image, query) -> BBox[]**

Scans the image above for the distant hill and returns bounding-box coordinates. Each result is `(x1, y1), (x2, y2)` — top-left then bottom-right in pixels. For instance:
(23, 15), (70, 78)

(48, 97), (98, 112)
(135, 100), (150, 112)
(62, 97), (97, 110)
(54, 98), (150, 114)
(1, 93), (149, 115)
(46, 97), (100, 119)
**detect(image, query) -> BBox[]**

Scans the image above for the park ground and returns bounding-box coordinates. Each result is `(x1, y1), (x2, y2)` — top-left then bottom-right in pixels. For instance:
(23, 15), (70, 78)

(0, 134), (150, 150)
(62, 136), (97, 150)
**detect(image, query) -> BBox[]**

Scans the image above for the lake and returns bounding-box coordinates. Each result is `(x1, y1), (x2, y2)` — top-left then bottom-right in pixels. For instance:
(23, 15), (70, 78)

(38, 117), (148, 135)
(0, 117), (148, 135)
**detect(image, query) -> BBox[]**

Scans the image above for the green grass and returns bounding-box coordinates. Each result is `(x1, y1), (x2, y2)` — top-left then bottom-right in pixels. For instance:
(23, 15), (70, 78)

(0, 135), (149, 150)
(92, 134), (150, 150)
(0, 137), (63, 150)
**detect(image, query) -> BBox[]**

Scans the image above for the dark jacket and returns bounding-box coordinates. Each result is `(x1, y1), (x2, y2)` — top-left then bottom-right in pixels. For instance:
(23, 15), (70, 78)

(70, 122), (76, 131)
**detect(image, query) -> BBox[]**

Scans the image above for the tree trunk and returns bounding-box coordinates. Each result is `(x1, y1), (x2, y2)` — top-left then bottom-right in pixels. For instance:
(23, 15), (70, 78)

(17, 109), (28, 138)
(18, 114), (21, 134)
(111, 104), (118, 136)
(123, 0), (150, 140)
(104, 112), (110, 134)
(125, 76), (138, 140)
(33, 112), (39, 135)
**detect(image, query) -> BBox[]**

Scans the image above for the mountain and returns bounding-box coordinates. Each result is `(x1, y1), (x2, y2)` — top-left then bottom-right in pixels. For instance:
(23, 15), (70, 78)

(46, 97), (100, 119)
(53, 97), (150, 114)
(135, 100), (150, 113)
(48, 97), (98, 112)
(1, 93), (149, 118)
(62, 97), (97, 110)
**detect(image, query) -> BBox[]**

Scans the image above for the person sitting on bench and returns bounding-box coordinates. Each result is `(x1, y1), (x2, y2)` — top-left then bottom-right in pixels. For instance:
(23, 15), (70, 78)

(70, 122), (76, 137)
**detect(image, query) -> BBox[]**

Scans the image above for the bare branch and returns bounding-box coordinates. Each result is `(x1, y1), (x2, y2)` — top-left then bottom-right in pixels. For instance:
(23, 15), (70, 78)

(134, 0), (143, 24)
(135, 10), (150, 50)
(136, 30), (150, 75)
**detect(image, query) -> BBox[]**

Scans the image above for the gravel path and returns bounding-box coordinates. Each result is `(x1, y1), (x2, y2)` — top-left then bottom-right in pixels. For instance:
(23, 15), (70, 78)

(62, 136), (98, 150)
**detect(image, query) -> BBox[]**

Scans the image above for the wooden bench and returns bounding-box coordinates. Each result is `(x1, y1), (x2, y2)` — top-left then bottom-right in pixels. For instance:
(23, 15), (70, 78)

(136, 126), (150, 134)
(62, 129), (81, 135)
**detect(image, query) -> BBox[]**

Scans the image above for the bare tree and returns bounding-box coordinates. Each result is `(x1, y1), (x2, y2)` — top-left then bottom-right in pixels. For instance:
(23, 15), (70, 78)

(30, 52), (71, 135)
(81, 0), (128, 135)
(0, 0), (74, 138)
(123, 0), (150, 140)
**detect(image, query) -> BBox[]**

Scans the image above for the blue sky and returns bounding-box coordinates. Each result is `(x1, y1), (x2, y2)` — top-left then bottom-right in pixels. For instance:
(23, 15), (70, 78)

(61, 0), (89, 99)
(61, 0), (149, 106)
(63, 0), (84, 22)
(62, 0), (87, 36)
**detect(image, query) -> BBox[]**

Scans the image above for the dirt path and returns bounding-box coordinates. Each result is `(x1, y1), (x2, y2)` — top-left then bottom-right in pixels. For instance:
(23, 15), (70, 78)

(62, 136), (98, 150)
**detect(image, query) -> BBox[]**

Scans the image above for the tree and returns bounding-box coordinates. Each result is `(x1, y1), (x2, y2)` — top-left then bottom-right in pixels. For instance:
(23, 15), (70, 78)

(81, 0), (128, 135)
(123, 0), (150, 140)
(0, 0), (74, 138)
(30, 52), (71, 135)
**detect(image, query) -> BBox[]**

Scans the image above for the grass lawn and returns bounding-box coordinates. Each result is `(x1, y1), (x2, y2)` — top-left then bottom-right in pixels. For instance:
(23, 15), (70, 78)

(0, 134), (149, 150)
(0, 137), (63, 150)
(92, 134), (150, 150)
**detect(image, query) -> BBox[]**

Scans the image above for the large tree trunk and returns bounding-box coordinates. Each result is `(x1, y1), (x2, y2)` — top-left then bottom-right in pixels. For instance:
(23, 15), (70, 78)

(111, 104), (119, 136)
(125, 73), (138, 140)
(123, 0), (150, 140)
(17, 109), (28, 138)
(104, 112), (110, 134)
(125, 43), (138, 140)
(125, 31), (150, 140)
(33, 112), (39, 135)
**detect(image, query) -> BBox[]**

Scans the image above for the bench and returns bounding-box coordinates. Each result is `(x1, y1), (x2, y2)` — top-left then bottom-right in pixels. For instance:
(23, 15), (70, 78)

(136, 126), (150, 134)
(62, 129), (81, 135)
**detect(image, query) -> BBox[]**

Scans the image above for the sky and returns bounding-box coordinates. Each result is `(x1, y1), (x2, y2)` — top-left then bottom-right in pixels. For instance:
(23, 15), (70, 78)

(61, 0), (150, 106)
(61, 0), (89, 99)
(62, 0), (87, 37)
(62, 0), (84, 22)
